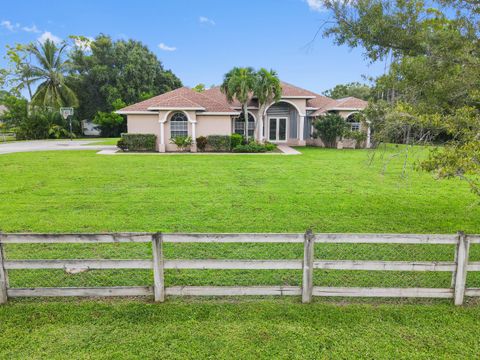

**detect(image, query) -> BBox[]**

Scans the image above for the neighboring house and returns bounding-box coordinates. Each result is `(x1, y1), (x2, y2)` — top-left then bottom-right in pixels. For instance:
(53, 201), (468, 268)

(81, 120), (101, 136)
(117, 81), (368, 152)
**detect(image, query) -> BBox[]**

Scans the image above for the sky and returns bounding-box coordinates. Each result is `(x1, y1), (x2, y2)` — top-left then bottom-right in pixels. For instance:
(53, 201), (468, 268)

(0, 0), (386, 94)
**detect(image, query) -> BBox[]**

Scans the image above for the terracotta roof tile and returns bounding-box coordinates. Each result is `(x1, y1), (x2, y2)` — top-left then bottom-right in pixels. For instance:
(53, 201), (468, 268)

(279, 81), (318, 97)
(330, 97), (368, 109)
(118, 83), (368, 115)
(119, 87), (235, 113)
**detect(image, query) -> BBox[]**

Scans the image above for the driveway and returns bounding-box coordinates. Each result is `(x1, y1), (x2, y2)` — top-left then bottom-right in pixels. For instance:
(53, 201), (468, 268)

(0, 140), (117, 155)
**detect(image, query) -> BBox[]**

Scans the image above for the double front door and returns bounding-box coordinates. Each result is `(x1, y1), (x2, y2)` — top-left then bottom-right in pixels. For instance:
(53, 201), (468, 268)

(268, 117), (287, 142)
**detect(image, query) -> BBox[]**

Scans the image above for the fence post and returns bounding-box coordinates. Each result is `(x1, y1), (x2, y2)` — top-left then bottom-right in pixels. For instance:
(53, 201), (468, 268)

(454, 231), (469, 306)
(152, 232), (165, 302)
(0, 235), (7, 304)
(302, 229), (315, 303)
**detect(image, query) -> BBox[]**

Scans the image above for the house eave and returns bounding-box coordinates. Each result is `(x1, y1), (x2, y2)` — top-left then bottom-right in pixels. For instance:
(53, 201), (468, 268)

(198, 112), (241, 116)
(327, 107), (364, 111)
(281, 95), (316, 99)
(233, 106), (259, 110)
(147, 106), (206, 111)
(116, 110), (157, 115)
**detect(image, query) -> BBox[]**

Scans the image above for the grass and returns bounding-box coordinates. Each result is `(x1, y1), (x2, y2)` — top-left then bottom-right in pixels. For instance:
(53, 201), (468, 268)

(1, 146), (480, 358)
(0, 146), (479, 233)
(1, 298), (480, 359)
(83, 137), (120, 145)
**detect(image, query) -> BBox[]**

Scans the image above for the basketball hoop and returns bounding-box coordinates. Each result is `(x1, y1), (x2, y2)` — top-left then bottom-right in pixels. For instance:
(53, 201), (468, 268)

(60, 107), (75, 140)
(60, 107), (74, 120)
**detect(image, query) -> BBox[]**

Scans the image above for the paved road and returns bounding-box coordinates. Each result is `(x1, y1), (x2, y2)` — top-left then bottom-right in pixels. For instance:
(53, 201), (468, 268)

(0, 140), (117, 155)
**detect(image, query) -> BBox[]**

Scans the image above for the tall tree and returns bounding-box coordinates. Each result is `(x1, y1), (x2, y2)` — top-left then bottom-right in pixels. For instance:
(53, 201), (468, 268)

(254, 68), (282, 141)
(318, 0), (480, 194)
(68, 35), (182, 119)
(29, 39), (78, 108)
(323, 82), (372, 100)
(221, 67), (256, 142)
(193, 83), (206, 92)
(2, 44), (35, 99)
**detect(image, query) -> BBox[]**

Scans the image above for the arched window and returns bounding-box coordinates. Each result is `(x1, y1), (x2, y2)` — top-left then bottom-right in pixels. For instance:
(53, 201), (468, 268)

(170, 112), (188, 138)
(346, 113), (361, 132)
(234, 112), (255, 137)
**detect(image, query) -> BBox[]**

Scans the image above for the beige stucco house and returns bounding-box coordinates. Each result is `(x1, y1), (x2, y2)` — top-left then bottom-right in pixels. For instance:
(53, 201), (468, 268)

(117, 81), (369, 152)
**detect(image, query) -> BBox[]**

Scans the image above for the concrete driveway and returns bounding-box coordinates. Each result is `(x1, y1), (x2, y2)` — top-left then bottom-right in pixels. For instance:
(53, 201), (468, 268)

(0, 140), (117, 155)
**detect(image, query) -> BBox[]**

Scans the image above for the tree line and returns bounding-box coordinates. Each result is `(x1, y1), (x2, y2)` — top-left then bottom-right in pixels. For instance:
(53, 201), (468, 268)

(318, 0), (479, 195)
(0, 34), (182, 139)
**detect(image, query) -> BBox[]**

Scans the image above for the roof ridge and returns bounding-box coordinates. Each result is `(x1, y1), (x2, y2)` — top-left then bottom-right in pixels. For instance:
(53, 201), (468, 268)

(174, 92), (205, 108)
(193, 87), (238, 110)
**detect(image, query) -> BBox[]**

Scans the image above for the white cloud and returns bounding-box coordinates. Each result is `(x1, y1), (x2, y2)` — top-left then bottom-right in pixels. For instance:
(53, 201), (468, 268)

(1, 20), (19, 32)
(38, 31), (62, 44)
(158, 42), (176, 51)
(305, 0), (349, 11)
(2, 20), (44, 34)
(306, 0), (324, 11)
(199, 16), (215, 25)
(22, 24), (41, 33)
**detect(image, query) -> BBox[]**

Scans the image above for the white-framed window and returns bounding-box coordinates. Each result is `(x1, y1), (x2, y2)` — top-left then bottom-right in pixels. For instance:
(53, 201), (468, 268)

(346, 113), (361, 132)
(170, 112), (188, 137)
(234, 112), (255, 137)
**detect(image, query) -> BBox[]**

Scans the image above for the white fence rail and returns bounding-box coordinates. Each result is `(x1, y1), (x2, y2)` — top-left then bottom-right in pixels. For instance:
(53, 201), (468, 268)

(0, 231), (479, 305)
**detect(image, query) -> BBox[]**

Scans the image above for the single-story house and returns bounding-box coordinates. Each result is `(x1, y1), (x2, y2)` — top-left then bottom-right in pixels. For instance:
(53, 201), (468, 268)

(117, 81), (369, 152)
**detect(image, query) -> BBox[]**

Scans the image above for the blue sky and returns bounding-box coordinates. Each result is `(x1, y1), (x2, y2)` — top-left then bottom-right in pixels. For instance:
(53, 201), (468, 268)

(0, 0), (386, 94)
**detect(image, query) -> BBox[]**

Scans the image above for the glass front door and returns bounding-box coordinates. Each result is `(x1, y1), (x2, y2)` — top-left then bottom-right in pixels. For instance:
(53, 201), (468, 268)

(268, 117), (287, 142)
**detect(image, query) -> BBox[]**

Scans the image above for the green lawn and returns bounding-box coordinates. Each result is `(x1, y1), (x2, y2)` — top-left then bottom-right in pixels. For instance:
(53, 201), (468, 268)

(1, 146), (480, 358)
(84, 137), (120, 145)
(0, 146), (479, 233)
(0, 299), (479, 359)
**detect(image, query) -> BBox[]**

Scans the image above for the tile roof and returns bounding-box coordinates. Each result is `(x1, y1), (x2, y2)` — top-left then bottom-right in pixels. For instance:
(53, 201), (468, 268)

(329, 97), (368, 110)
(118, 87), (235, 113)
(118, 83), (368, 115)
(279, 81), (317, 97)
(203, 86), (257, 108)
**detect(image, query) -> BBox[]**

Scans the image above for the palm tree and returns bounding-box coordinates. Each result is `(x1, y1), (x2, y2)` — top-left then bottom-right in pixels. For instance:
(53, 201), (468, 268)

(254, 68), (282, 142)
(29, 39), (78, 109)
(221, 67), (256, 142)
(4, 44), (35, 99)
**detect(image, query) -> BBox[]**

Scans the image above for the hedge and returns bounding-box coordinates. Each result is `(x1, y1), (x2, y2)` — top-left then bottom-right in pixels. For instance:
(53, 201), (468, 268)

(207, 135), (231, 152)
(120, 133), (157, 151)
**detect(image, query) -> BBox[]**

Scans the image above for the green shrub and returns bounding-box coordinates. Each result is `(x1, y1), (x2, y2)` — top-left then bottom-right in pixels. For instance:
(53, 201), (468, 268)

(313, 113), (348, 148)
(121, 133), (157, 151)
(207, 135), (231, 152)
(233, 142), (268, 153)
(230, 134), (244, 149)
(344, 130), (367, 148)
(196, 136), (208, 152)
(1, 94), (79, 140)
(170, 136), (193, 151)
(117, 138), (128, 151)
(265, 142), (277, 151)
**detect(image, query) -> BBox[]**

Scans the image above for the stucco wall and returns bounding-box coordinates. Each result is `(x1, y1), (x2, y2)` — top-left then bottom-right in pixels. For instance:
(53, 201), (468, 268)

(127, 114), (159, 134)
(127, 114), (160, 150)
(196, 115), (232, 137)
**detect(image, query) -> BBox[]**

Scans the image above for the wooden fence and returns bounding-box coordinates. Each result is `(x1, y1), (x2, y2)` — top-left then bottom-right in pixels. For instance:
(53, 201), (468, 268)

(0, 231), (479, 305)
